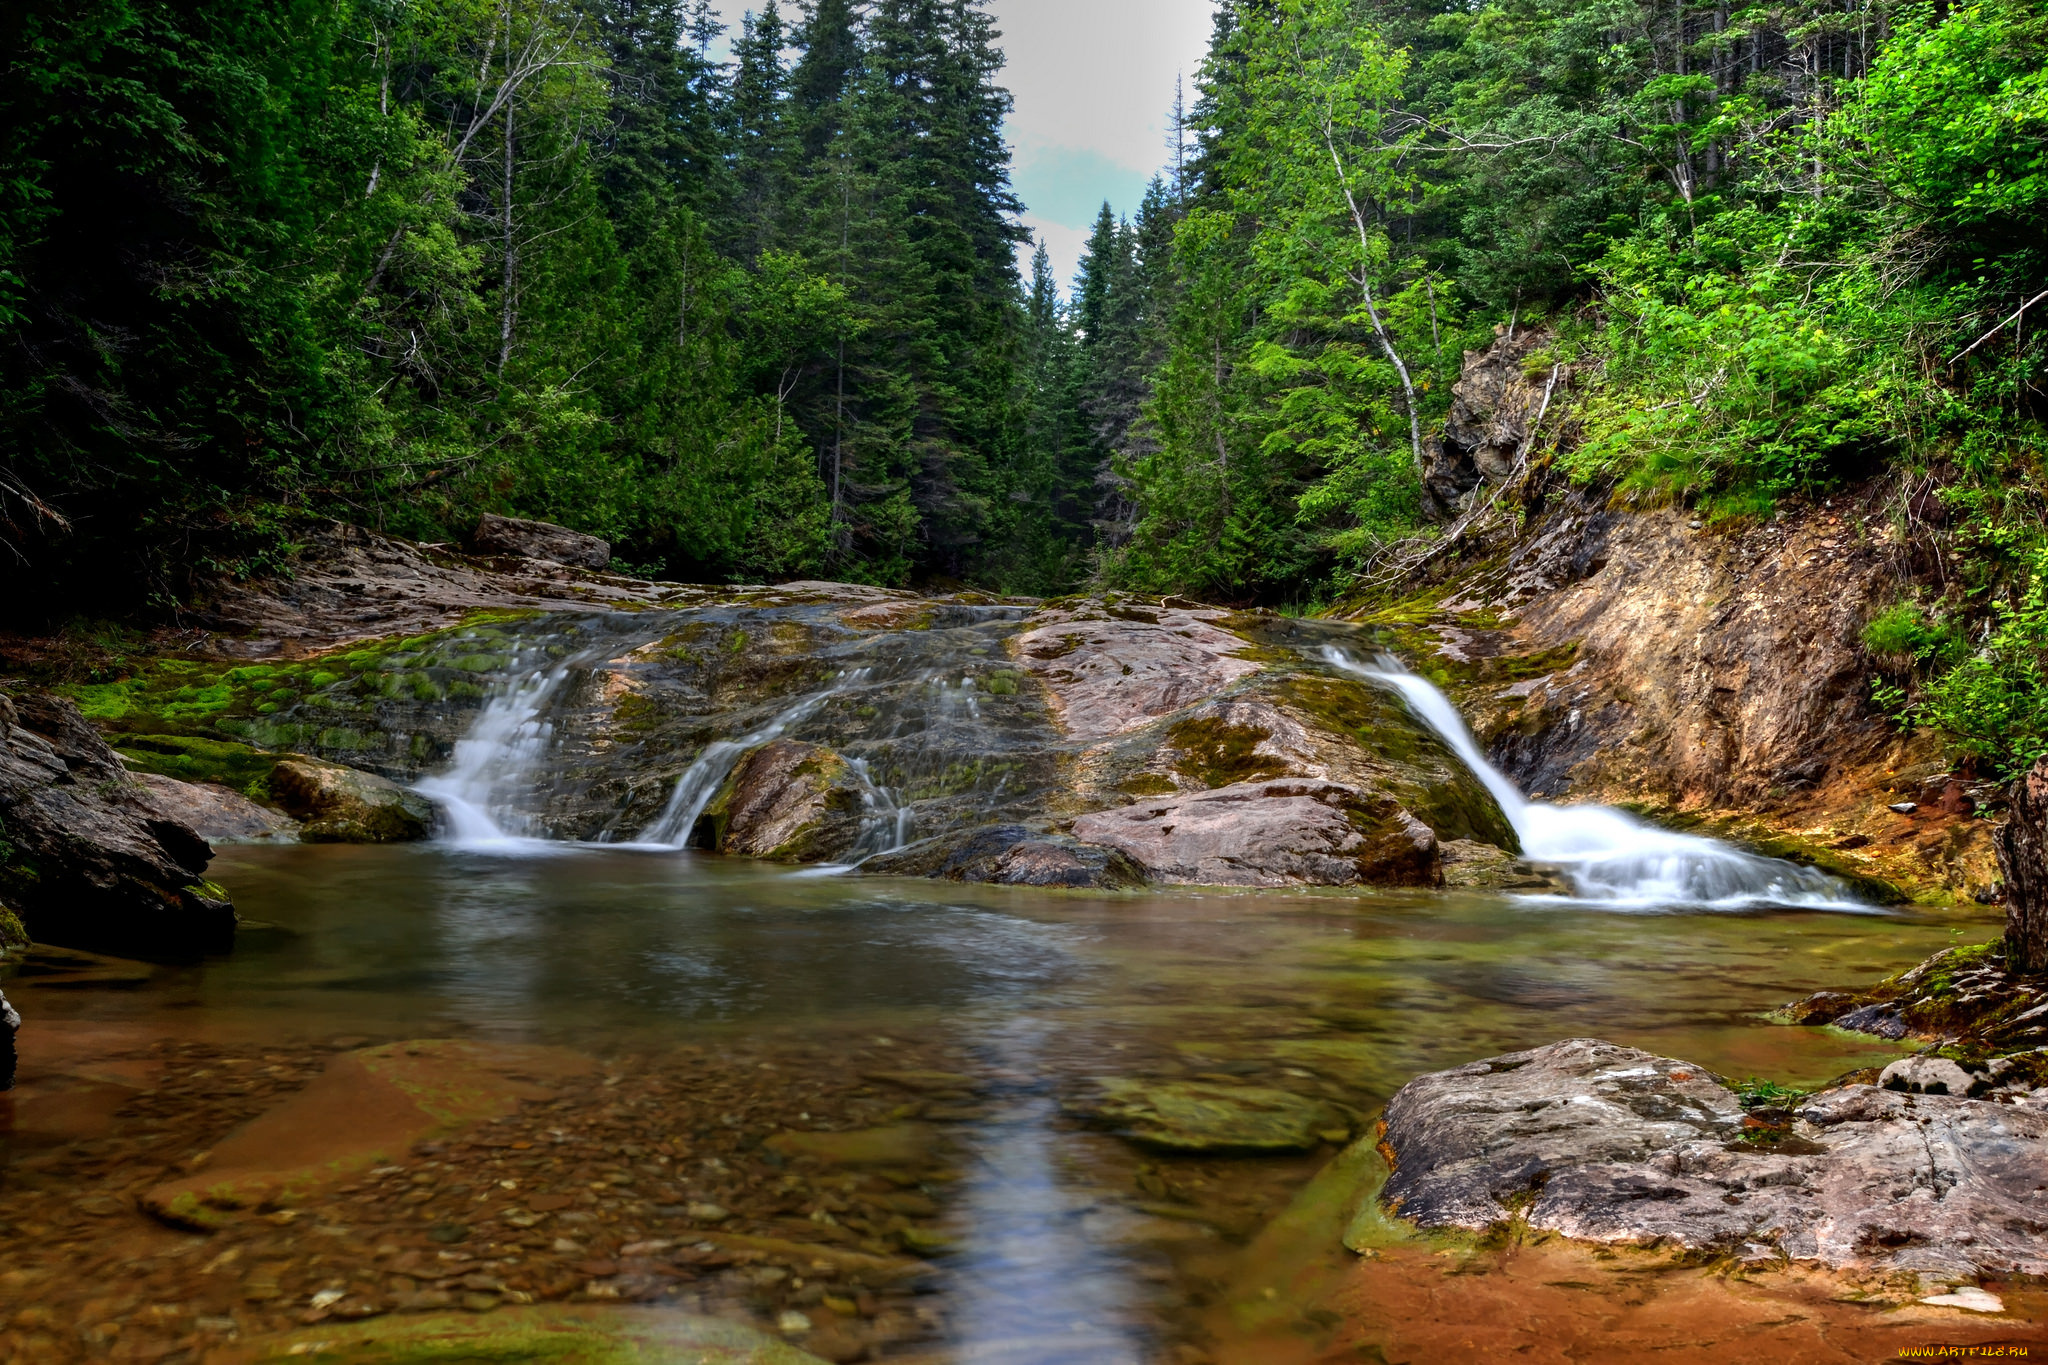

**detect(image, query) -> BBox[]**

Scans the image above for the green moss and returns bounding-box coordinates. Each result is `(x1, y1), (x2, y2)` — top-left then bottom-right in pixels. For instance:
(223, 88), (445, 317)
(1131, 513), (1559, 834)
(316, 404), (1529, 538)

(0, 902), (27, 950)
(1118, 773), (1180, 796)
(110, 733), (284, 801)
(1166, 716), (1293, 788)
(985, 670), (1020, 696)
(611, 692), (662, 735)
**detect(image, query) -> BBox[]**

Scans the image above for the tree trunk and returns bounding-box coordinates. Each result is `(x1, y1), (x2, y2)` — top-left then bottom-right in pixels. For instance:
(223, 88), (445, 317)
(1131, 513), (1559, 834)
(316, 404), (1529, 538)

(1998, 755), (2048, 976)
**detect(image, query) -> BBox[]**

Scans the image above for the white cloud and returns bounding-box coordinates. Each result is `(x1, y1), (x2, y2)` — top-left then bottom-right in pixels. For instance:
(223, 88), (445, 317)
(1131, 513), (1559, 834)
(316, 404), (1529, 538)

(707, 0), (1218, 291)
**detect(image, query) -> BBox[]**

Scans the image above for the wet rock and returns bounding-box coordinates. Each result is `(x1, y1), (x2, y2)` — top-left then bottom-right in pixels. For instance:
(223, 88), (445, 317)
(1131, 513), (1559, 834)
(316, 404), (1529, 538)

(711, 740), (864, 861)
(1834, 1003), (1910, 1039)
(471, 512), (611, 569)
(0, 691), (235, 955)
(134, 771), (299, 843)
(1438, 838), (1569, 892)
(1378, 1038), (2048, 1277)
(1013, 602), (1262, 741)
(271, 758), (433, 842)
(0, 986), (16, 1090)
(1071, 779), (1441, 888)
(1067, 1078), (1352, 1152)
(1780, 940), (2048, 1051)
(1997, 754), (2048, 975)
(983, 836), (1147, 888)
(861, 824), (1147, 889)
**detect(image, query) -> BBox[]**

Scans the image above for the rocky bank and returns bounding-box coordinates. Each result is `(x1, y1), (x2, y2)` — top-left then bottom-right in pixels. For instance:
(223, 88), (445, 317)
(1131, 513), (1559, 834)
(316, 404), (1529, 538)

(1360, 327), (2000, 905)
(0, 691), (233, 956)
(1377, 1038), (2048, 1285)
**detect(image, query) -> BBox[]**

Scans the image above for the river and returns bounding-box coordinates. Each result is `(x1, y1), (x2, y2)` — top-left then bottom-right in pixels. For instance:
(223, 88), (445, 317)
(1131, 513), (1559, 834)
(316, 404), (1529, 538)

(0, 838), (1981, 1363)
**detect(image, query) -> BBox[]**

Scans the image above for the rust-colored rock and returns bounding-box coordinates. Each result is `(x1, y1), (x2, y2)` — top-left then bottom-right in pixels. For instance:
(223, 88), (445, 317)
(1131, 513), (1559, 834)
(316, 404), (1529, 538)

(142, 1039), (593, 1230)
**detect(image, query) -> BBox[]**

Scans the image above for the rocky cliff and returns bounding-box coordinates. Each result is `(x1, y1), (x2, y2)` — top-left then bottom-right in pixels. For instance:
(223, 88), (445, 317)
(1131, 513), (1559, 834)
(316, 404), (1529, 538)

(1362, 329), (1997, 904)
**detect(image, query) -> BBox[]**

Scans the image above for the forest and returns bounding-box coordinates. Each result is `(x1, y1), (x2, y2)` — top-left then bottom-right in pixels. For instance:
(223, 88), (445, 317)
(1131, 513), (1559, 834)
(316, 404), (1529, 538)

(2, 0), (2044, 765)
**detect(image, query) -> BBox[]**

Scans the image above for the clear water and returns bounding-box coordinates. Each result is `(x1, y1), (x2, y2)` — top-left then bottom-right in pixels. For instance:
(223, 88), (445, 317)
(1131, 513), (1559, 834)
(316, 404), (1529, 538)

(1, 843), (1982, 1362)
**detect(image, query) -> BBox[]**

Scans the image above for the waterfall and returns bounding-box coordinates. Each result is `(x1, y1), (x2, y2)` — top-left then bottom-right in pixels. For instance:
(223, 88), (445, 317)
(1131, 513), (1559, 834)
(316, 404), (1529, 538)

(415, 663), (578, 852)
(846, 757), (914, 859)
(1326, 649), (1866, 910)
(639, 670), (869, 849)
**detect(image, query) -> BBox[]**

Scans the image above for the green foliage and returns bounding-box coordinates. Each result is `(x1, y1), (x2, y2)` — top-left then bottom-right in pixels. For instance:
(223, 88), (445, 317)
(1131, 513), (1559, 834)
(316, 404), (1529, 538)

(0, 0), (1068, 614)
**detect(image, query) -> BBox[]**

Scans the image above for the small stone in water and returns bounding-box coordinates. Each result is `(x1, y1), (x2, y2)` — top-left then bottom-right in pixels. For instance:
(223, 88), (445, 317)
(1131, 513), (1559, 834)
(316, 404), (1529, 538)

(778, 1310), (813, 1334)
(308, 1289), (344, 1310)
(1889, 801), (1918, 814)
(687, 1202), (731, 1222)
(1920, 1287), (2004, 1313)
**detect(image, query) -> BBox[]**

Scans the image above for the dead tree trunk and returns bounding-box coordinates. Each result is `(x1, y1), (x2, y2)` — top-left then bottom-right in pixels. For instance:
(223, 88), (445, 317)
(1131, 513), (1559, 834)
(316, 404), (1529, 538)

(1997, 755), (2048, 976)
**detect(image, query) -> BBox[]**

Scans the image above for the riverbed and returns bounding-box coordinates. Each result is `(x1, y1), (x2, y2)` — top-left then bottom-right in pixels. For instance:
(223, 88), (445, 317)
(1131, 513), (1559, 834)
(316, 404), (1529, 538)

(1, 842), (2008, 1363)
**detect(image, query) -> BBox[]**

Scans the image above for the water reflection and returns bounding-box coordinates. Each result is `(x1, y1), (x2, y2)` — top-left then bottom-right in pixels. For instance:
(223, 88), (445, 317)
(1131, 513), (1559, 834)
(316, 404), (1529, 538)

(1, 845), (1990, 1363)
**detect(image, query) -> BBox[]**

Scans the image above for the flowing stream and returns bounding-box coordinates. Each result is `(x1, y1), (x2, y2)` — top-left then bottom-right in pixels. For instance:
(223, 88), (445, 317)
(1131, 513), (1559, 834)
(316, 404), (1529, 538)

(1326, 649), (1863, 910)
(6, 607), (1999, 1361)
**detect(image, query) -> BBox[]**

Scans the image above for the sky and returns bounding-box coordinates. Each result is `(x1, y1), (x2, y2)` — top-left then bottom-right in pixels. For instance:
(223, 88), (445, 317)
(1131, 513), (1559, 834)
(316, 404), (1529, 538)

(708, 0), (1218, 294)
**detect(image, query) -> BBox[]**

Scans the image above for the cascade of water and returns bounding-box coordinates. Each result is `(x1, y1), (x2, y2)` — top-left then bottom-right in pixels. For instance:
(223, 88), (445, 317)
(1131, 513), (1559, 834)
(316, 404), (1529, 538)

(845, 756), (914, 859)
(415, 662), (579, 852)
(1324, 648), (1867, 910)
(639, 670), (869, 849)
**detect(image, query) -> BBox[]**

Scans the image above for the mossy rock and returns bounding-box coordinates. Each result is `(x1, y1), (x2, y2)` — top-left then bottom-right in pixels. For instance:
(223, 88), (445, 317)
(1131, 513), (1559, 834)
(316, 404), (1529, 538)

(1065, 1078), (1352, 1153)
(230, 1307), (830, 1363)
(0, 901), (27, 951)
(109, 733), (285, 802)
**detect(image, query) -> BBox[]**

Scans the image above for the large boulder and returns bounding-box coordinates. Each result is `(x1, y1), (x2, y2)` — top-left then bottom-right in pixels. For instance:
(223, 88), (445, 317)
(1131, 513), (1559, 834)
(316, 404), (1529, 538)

(271, 758), (434, 842)
(472, 512), (611, 570)
(709, 740), (864, 860)
(1379, 1038), (2048, 1278)
(134, 771), (298, 843)
(1071, 779), (1442, 888)
(0, 692), (234, 956)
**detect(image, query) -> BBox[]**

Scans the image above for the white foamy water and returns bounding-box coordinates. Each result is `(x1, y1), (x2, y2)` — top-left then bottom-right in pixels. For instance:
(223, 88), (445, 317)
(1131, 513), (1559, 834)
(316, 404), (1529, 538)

(639, 670), (869, 849)
(415, 663), (579, 855)
(1326, 649), (1868, 911)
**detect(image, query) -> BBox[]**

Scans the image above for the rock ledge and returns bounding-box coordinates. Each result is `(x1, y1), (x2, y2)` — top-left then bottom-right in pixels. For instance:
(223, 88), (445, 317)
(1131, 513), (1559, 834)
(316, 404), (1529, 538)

(1379, 1038), (2048, 1280)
